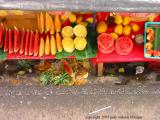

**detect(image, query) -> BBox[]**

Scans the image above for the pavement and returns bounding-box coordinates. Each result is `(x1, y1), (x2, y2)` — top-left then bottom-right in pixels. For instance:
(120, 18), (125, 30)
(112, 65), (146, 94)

(0, 84), (160, 120)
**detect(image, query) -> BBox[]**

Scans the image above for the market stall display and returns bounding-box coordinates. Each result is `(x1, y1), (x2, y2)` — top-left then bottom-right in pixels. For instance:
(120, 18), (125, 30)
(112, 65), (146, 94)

(0, 11), (97, 60)
(144, 22), (160, 59)
(95, 12), (160, 64)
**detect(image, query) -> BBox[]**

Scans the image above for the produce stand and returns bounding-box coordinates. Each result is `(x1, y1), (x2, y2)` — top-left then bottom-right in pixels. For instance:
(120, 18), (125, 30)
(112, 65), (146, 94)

(0, 0), (160, 76)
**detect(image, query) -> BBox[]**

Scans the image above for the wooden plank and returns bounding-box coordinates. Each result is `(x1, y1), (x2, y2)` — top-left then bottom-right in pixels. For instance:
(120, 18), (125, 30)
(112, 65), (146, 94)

(97, 63), (103, 77)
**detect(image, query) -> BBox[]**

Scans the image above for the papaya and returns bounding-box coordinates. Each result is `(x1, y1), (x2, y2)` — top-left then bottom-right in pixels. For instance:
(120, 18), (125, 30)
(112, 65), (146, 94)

(50, 16), (55, 35)
(50, 35), (56, 55)
(37, 14), (40, 31)
(39, 12), (44, 33)
(54, 15), (61, 33)
(45, 12), (50, 33)
(45, 36), (50, 55)
(56, 33), (63, 52)
(39, 37), (45, 57)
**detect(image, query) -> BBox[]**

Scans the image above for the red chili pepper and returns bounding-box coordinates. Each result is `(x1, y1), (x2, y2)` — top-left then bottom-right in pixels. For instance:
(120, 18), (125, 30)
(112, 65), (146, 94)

(25, 29), (30, 55)
(63, 60), (73, 76)
(29, 30), (34, 56)
(19, 28), (26, 55)
(34, 30), (40, 56)
(0, 23), (4, 48)
(4, 28), (9, 52)
(8, 29), (13, 54)
(13, 26), (20, 53)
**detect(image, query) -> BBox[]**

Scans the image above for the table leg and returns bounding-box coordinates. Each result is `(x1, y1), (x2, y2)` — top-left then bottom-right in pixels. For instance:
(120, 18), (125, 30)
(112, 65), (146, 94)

(97, 63), (104, 76)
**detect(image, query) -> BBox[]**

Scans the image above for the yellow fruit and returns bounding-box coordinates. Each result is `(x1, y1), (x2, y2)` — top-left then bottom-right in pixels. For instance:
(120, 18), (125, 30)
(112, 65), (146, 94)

(74, 37), (87, 51)
(69, 13), (76, 23)
(115, 15), (123, 24)
(37, 14), (40, 31)
(76, 16), (83, 23)
(61, 26), (74, 38)
(45, 36), (50, 55)
(114, 24), (123, 35)
(49, 16), (55, 35)
(11, 10), (24, 15)
(56, 33), (63, 52)
(148, 16), (154, 22)
(111, 33), (118, 40)
(45, 12), (50, 33)
(50, 35), (57, 55)
(39, 37), (45, 57)
(61, 14), (68, 21)
(123, 25), (131, 36)
(122, 17), (131, 25)
(0, 10), (8, 16)
(54, 15), (61, 33)
(62, 37), (75, 53)
(39, 12), (44, 33)
(86, 17), (93, 23)
(131, 23), (140, 32)
(73, 24), (87, 37)
(79, 22), (88, 27)
(96, 21), (107, 34)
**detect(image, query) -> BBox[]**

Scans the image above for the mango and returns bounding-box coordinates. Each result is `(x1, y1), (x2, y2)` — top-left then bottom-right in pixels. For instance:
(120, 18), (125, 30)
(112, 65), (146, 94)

(86, 17), (93, 23)
(69, 13), (76, 23)
(96, 21), (107, 34)
(114, 24), (123, 35)
(131, 23), (140, 32)
(115, 15), (122, 24)
(61, 14), (68, 22)
(123, 25), (131, 36)
(122, 17), (131, 25)
(111, 33), (118, 40)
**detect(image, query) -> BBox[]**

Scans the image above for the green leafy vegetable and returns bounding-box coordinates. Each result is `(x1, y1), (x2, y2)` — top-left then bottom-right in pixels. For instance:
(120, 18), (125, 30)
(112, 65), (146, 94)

(51, 72), (71, 85)
(40, 71), (52, 85)
(17, 60), (32, 69)
(0, 49), (6, 60)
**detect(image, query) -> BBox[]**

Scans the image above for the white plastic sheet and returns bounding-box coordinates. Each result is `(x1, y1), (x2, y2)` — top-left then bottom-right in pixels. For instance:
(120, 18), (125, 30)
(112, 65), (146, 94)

(0, 0), (160, 12)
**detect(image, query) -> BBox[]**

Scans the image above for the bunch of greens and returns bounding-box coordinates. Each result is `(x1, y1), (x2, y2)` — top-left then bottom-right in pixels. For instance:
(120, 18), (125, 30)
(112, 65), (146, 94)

(40, 70), (53, 85)
(39, 70), (71, 86)
(51, 72), (71, 85)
